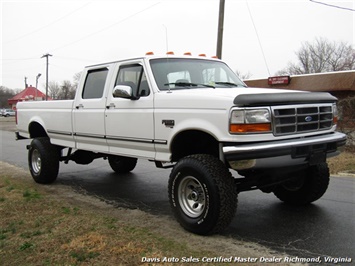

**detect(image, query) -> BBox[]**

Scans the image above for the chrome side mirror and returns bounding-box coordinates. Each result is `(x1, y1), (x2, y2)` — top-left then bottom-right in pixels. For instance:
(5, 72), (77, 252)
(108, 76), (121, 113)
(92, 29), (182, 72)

(112, 85), (132, 99)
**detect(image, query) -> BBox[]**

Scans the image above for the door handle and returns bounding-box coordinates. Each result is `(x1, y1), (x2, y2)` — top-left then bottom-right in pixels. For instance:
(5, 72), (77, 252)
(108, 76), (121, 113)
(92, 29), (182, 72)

(106, 103), (116, 109)
(75, 104), (84, 109)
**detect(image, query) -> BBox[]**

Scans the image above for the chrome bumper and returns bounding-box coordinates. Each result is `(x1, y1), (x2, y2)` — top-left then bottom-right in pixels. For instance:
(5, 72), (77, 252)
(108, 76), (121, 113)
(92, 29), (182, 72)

(223, 132), (347, 162)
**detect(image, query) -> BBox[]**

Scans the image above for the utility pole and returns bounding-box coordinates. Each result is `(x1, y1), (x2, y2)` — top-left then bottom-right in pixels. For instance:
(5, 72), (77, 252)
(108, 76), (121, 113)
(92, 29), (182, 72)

(41, 53), (52, 101)
(216, 0), (225, 59)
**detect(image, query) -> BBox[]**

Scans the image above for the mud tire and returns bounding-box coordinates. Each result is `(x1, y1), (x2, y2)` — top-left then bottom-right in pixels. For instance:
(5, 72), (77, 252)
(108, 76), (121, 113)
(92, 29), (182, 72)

(273, 163), (330, 205)
(168, 154), (238, 235)
(28, 137), (59, 184)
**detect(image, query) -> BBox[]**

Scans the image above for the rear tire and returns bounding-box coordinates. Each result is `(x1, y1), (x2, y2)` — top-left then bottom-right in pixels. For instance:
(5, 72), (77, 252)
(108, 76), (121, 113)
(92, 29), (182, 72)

(108, 155), (137, 173)
(168, 154), (238, 235)
(273, 163), (330, 205)
(28, 137), (59, 184)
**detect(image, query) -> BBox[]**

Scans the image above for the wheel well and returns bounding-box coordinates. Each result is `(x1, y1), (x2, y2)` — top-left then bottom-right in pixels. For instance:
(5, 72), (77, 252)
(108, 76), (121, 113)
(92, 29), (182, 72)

(171, 130), (219, 162)
(29, 122), (48, 138)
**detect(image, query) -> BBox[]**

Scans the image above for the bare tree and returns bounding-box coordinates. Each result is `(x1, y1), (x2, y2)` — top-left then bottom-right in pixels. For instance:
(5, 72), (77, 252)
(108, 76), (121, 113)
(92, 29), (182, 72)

(48, 81), (61, 99)
(58, 80), (76, 100)
(277, 37), (355, 75)
(72, 72), (81, 90)
(236, 70), (252, 80)
(0, 86), (16, 107)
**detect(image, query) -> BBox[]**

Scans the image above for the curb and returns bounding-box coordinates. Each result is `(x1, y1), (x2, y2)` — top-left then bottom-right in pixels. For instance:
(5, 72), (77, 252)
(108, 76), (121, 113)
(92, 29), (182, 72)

(336, 171), (355, 178)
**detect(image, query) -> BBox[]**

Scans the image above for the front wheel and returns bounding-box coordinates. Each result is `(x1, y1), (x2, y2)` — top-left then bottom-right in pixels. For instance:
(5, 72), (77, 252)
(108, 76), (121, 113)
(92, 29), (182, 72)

(273, 163), (330, 205)
(168, 154), (238, 235)
(28, 137), (60, 184)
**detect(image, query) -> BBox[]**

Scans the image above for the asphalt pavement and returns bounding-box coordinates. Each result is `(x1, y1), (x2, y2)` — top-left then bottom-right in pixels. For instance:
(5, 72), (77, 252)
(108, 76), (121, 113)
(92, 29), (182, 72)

(1, 128), (354, 262)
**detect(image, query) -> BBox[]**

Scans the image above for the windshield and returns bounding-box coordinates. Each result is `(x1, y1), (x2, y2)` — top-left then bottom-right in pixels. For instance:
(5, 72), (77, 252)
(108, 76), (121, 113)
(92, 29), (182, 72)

(150, 58), (246, 91)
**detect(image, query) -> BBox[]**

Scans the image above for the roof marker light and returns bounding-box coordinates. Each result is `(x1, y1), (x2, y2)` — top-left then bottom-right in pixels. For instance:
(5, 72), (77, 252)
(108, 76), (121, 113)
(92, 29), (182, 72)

(166, 51), (175, 55)
(198, 53), (206, 57)
(146, 51), (154, 55)
(184, 52), (192, 56)
(211, 55), (219, 59)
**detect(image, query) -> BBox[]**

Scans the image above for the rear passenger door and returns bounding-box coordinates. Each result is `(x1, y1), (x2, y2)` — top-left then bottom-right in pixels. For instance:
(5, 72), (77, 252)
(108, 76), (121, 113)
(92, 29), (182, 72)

(73, 66), (110, 152)
(105, 62), (155, 159)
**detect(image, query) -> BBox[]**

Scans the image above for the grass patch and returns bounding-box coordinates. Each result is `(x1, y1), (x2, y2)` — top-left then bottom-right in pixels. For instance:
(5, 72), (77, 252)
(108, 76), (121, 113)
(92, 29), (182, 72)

(0, 165), (215, 265)
(327, 151), (355, 175)
(23, 188), (41, 200)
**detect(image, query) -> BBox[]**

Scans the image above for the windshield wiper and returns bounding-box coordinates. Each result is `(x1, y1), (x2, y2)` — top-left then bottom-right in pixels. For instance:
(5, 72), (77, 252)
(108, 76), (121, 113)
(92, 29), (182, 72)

(215, 81), (247, 88)
(164, 82), (215, 88)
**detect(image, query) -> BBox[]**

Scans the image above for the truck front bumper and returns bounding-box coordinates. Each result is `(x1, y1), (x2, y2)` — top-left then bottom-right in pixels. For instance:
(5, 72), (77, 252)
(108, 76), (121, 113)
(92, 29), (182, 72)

(223, 132), (347, 170)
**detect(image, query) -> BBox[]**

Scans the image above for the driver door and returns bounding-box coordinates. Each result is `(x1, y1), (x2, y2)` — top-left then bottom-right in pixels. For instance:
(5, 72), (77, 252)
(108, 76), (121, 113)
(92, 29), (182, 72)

(105, 62), (155, 159)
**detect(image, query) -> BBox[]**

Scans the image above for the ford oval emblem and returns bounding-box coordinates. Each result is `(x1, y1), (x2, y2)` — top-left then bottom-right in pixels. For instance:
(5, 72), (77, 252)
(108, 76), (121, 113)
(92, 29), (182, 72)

(305, 116), (313, 122)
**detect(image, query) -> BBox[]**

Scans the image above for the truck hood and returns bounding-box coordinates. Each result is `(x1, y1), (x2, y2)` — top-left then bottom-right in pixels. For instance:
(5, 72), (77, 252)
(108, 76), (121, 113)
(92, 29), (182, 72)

(154, 87), (337, 109)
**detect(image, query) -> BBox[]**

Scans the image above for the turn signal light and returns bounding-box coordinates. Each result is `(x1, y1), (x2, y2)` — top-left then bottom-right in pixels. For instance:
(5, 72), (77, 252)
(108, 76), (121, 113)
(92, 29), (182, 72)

(230, 123), (271, 133)
(333, 116), (338, 124)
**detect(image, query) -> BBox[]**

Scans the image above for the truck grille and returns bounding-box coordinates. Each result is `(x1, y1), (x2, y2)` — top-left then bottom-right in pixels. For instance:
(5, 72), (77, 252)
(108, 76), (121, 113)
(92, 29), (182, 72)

(272, 104), (334, 136)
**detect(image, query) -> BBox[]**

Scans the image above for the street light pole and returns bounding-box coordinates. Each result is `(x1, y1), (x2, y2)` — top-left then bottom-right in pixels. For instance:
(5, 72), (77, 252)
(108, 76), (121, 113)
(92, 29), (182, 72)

(35, 73), (41, 101)
(216, 0), (225, 59)
(41, 53), (52, 101)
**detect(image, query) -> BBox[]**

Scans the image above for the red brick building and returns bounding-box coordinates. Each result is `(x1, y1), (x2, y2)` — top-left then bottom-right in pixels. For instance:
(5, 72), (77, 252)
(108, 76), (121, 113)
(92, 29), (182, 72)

(7, 86), (51, 110)
(244, 70), (355, 100)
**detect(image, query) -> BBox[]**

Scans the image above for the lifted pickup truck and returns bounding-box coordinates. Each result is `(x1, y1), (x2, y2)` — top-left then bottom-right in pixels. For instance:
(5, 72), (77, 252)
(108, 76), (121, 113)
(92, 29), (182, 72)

(16, 54), (346, 235)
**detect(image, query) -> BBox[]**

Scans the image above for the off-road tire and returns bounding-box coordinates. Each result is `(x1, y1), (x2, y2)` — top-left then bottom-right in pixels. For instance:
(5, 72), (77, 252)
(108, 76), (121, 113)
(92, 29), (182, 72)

(168, 154), (238, 235)
(108, 155), (137, 173)
(28, 137), (59, 184)
(273, 163), (330, 205)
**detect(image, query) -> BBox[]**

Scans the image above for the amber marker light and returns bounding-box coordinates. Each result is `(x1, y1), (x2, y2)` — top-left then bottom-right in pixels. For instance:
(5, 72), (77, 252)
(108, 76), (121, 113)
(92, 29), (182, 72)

(146, 51), (154, 55)
(332, 104), (338, 125)
(230, 123), (271, 133)
(166, 51), (175, 55)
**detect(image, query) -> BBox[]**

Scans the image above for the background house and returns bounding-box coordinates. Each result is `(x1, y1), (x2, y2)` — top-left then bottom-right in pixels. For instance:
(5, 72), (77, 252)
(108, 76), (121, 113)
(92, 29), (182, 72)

(7, 86), (51, 110)
(244, 70), (355, 101)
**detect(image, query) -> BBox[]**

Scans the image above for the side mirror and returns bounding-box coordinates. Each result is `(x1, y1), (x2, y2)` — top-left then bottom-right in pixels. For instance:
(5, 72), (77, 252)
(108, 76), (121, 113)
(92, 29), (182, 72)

(112, 85), (133, 99)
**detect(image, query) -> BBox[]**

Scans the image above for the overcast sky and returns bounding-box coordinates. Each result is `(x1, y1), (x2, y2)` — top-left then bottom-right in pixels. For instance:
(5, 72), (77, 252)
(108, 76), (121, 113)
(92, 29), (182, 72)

(1, 0), (354, 91)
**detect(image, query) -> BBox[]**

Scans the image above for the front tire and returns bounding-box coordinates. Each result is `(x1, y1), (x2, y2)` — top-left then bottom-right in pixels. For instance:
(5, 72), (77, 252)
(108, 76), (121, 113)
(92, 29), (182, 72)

(168, 154), (238, 235)
(273, 163), (330, 205)
(28, 137), (59, 184)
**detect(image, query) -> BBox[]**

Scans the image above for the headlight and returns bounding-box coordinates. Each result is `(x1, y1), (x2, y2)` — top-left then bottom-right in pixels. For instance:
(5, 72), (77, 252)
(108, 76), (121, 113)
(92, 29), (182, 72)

(230, 108), (271, 133)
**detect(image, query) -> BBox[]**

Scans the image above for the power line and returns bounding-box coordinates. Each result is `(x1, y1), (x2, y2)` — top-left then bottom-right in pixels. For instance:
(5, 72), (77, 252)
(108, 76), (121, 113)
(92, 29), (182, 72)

(1, 57), (40, 61)
(309, 0), (355, 12)
(50, 2), (160, 53)
(245, 0), (271, 76)
(4, 2), (92, 44)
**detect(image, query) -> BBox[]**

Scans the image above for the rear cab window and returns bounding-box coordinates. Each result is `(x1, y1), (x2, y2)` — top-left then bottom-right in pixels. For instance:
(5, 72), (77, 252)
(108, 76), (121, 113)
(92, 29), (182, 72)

(82, 68), (109, 99)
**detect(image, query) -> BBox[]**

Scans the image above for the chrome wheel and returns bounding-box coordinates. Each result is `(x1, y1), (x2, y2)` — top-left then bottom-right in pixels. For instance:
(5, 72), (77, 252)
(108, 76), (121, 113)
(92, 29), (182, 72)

(178, 176), (206, 218)
(31, 149), (41, 174)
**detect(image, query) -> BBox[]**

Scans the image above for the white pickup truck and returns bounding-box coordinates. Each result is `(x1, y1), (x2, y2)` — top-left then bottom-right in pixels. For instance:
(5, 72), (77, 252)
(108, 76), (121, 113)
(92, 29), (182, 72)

(16, 54), (346, 235)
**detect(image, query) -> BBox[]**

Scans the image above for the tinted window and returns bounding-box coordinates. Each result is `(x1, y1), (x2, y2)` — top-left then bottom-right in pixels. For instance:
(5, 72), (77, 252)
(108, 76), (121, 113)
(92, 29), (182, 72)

(82, 68), (108, 99)
(115, 64), (150, 97)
